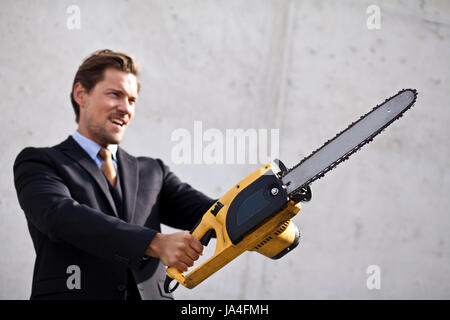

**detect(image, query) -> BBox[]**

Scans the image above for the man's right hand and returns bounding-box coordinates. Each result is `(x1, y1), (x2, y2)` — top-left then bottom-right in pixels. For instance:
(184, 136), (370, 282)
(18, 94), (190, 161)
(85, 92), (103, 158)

(145, 231), (204, 272)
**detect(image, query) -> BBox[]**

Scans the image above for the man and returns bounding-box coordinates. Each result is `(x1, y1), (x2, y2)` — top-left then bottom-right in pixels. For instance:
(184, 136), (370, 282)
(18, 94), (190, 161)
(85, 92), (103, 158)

(13, 49), (215, 300)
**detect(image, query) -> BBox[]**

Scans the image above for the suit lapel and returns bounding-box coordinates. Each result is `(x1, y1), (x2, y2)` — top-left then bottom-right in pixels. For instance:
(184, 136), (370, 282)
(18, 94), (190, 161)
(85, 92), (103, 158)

(117, 147), (138, 223)
(57, 136), (119, 218)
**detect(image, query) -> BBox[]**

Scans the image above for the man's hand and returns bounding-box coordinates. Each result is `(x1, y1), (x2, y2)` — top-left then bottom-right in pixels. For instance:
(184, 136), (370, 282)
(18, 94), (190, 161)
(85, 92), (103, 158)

(145, 231), (204, 272)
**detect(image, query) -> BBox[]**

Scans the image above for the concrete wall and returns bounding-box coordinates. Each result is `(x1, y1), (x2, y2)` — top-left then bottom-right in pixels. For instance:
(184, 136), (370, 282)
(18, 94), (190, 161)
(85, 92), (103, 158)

(0, 0), (449, 299)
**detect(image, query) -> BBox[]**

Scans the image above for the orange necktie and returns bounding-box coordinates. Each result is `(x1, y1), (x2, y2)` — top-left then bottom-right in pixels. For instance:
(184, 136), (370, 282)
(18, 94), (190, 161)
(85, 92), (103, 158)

(98, 148), (117, 187)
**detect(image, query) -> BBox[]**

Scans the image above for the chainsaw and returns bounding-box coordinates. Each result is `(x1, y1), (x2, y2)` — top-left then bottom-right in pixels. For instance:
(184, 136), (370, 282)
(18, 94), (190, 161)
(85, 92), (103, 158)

(164, 89), (417, 293)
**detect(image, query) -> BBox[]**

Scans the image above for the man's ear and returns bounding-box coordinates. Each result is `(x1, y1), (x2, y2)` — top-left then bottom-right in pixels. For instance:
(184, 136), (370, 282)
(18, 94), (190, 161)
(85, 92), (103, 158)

(73, 82), (87, 109)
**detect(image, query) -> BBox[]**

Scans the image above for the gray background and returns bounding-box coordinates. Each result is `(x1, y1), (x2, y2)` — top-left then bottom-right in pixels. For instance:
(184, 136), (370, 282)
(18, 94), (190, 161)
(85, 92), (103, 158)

(1, 0), (449, 299)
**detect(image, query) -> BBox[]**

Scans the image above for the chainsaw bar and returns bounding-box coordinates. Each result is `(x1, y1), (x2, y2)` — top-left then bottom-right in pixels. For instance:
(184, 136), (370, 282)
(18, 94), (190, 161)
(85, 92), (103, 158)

(281, 89), (417, 198)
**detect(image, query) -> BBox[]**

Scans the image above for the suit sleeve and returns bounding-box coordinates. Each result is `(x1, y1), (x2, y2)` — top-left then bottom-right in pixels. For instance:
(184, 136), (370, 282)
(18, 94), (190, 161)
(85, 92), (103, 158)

(156, 159), (216, 230)
(13, 147), (156, 270)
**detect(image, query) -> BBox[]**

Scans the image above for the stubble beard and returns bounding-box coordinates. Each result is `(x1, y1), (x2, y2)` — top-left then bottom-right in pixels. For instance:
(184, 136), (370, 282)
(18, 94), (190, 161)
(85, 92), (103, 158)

(86, 120), (123, 146)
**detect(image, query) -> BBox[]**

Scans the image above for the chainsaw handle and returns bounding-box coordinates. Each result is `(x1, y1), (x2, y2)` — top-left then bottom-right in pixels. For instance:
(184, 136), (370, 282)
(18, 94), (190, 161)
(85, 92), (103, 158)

(164, 212), (216, 293)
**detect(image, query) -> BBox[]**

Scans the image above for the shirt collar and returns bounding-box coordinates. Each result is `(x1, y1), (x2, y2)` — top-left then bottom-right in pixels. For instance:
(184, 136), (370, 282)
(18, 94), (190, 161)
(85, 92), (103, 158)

(72, 130), (118, 161)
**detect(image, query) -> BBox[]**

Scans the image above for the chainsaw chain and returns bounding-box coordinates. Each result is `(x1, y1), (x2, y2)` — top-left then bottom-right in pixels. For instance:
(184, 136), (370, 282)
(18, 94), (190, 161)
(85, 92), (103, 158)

(283, 89), (418, 200)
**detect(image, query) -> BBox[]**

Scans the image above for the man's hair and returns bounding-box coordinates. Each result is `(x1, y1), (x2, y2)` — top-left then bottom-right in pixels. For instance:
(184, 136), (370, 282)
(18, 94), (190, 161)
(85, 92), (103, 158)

(70, 49), (141, 123)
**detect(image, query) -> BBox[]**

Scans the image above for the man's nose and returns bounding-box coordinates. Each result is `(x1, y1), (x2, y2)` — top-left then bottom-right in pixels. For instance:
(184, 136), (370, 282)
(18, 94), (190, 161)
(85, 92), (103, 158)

(116, 99), (132, 114)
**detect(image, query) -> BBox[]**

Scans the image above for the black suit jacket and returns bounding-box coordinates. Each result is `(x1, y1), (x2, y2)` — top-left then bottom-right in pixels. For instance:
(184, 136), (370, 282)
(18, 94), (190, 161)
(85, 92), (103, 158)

(13, 136), (215, 300)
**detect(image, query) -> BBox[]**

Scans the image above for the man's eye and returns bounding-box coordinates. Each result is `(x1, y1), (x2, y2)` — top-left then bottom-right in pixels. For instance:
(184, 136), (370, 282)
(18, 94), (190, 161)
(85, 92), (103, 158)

(109, 92), (119, 97)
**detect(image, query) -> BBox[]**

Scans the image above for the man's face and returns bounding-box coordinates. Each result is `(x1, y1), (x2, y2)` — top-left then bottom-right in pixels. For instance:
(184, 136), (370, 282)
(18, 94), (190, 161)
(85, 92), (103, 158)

(75, 68), (138, 146)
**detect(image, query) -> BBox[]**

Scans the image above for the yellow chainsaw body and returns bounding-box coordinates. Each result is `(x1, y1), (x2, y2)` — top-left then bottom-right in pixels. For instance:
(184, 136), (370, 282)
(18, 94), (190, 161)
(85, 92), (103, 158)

(166, 164), (301, 289)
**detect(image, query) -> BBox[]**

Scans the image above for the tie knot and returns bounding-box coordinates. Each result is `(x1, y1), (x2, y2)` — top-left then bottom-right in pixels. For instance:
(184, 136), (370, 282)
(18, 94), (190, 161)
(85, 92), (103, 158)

(98, 148), (112, 161)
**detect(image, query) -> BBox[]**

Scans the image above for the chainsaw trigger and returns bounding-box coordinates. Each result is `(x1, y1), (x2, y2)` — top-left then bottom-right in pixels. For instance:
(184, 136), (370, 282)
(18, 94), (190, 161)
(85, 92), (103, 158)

(200, 229), (216, 246)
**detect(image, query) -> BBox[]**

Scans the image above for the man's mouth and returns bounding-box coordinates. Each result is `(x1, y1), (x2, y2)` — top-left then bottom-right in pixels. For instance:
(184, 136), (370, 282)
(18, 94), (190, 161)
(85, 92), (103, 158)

(110, 118), (126, 127)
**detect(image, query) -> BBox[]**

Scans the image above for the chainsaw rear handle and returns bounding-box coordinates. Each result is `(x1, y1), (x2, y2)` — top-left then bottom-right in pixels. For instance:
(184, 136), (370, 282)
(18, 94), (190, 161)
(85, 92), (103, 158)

(163, 217), (301, 293)
(164, 224), (215, 293)
(164, 208), (219, 293)
(164, 163), (304, 293)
